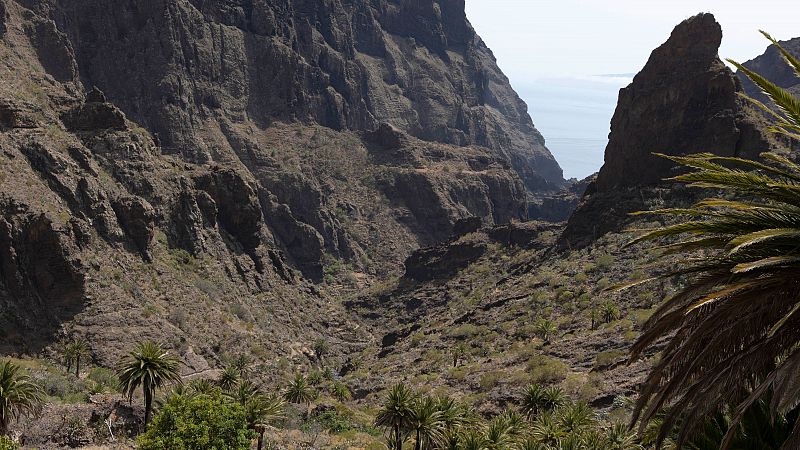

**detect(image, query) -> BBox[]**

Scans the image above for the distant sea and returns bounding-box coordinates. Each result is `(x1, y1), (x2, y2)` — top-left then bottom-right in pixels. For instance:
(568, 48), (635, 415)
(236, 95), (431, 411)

(515, 75), (633, 180)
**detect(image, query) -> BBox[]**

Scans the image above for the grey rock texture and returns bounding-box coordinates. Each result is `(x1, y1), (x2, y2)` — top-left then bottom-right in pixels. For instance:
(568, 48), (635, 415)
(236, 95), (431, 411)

(31, 0), (563, 191)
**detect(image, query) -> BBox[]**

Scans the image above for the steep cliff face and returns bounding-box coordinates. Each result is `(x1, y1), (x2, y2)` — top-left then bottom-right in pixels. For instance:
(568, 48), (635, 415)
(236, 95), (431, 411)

(562, 13), (776, 246)
(1, 0), (564, 279)
(593, 14), (773, 191)
(21, 0), (563, 192)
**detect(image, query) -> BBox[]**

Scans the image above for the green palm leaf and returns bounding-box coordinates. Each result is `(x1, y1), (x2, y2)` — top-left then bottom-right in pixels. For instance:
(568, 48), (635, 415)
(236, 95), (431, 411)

(627, 32), (800, 450)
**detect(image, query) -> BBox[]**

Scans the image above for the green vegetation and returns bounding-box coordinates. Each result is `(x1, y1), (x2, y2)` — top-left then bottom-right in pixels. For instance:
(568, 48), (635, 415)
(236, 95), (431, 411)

(374, 382), (639, 449)
(0, 361), (43, 436)
(628, 34), (800, 447)
(374, 383), (415, 450)
(116, 341), (182, 429)
(284, 374), (316, 416)
(0, 436), (18, 450)
(137, 392), (254, 450)
(57, 338), (91, 377)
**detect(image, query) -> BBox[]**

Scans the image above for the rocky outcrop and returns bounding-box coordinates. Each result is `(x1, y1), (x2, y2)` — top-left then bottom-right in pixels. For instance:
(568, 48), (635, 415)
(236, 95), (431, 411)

(62, 89), (127, 131)
(0, 209), (86, 352)
(528, 176), (592, 222)
(0, 100), (39, 130)
(38, 0), (563, 191)
(563, 14), (777, 247)
(111, 196), (156, 260)
(403, 240), (486, 282)
(0, 1), (6, 36)
(594, 13), (773, 192)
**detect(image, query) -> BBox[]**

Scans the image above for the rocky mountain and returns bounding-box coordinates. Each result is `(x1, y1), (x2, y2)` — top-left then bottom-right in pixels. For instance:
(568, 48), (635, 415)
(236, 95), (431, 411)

(0, 0), (569, 369)
(739, 36), (800, 109)
(561, 13), (777, 246)
(4, 2), (800, 447)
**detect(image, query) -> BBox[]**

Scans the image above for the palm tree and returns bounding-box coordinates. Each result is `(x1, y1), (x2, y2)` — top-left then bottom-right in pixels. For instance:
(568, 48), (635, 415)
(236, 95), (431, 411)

(521, 383), (547, 419)
(116, 341), (182, 429)
(188, 378), (218, 396)
(218, 365), (239, 391)
(599, 301), (620, 324)
(626, 33), (800, 448)
(329, 380), (351, 401)
(56, 339), (74, 373)
(530, 412), (564, 447)
(0, 360), (43, 436)
(589, 308), (600, 330)
(605, 423), (643, 450)
(375, 383), (416, 450)
(557, 402), (595, 435)
(436, 396), (471, 431)
(68, 339), (90, 377)
(484, 413), (517, 449)
(313, 338), (329, 366)
(451, 342), (468, 368)
(534, 318), (557, 344)
(283, 374), (315, 416)
(459, 429), (487, 450)
(227, 379), (259, 406)
(409, 396), (444, 450)
(542, 386), (566, 412)
(231, 354), (252, 378)
(245, 393), (285, 450)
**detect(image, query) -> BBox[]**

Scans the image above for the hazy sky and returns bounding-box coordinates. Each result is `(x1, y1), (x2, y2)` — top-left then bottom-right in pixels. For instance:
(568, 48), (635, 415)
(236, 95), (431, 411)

(464, 1), (800, 179)
(465, 1), (800, 80)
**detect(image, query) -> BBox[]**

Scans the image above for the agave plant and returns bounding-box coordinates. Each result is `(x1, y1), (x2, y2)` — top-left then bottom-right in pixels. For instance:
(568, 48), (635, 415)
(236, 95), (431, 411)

(627, 33), (800, 449)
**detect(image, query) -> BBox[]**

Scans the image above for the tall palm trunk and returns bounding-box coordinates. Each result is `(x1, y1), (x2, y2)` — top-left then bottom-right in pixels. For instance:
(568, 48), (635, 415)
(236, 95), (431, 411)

(257, 429), (265, 450)
(395, 424), (403, 450)
(143, 386), (153, 430)
(75, 355), (80, 377)
(414, 429), (421, 450)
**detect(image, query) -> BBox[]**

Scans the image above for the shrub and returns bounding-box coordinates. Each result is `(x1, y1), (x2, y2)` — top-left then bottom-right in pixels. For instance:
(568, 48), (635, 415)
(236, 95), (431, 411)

(313, 409), (353, 433)
(595, 253), (615, 269)
(479, 371), (503, 390)
(448, 323), (483, 339)
(88, 367), (118, 393)
(594, 350), (626, 369)
(0, 436), (18, 450)
(526, 355), (568, 384)
(137, 393), (253, 450)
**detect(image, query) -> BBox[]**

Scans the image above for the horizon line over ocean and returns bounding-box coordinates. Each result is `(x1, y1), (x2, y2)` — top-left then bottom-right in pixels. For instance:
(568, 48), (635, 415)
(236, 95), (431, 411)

(515, 75), (632, 181)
